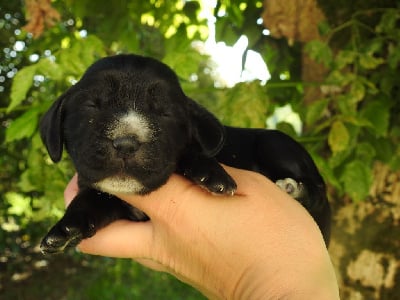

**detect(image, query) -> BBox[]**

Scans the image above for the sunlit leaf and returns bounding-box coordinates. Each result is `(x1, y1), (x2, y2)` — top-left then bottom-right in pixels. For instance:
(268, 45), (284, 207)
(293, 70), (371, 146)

(163, 29), (204, 79)
(8, 64), (37, 112)
(37, 58), (64, 80)
(5, 105), (44, 143)
(215, 82), (268, 128)
(349, 80), (365, 103)
(328, 120), (349, 153)
(359, 53), (385, 70)
(335, 50), (357, 69)
(5, 192), (33, 217)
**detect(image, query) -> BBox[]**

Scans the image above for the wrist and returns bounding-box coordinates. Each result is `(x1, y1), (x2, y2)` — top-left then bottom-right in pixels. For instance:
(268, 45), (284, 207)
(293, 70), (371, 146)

(227, 250), (339, 300)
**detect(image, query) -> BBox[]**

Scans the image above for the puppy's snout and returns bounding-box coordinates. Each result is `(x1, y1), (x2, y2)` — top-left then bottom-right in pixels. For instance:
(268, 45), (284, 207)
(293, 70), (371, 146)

(112, 136), (140, 155)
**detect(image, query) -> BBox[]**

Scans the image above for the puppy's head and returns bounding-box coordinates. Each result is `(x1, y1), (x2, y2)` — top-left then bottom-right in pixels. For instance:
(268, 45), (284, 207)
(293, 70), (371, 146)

(40, 54), (224, 194)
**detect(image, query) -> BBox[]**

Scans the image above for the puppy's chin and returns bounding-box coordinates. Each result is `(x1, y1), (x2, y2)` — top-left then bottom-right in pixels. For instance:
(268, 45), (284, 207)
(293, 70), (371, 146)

(94, 176), (146, 195)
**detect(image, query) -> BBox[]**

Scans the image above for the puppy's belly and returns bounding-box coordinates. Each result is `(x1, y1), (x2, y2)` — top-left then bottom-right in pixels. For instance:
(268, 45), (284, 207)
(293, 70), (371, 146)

(94, 176), (144, 194)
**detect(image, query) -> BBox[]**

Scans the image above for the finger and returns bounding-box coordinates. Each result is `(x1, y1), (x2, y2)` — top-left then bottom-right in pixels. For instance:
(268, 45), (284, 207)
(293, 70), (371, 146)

(64, 174), (79, 207)
(221, 165), (273, 196)
(115, 173), (195, 212)
(115, 165), (273, 214)
(134, 257), (168, 272)
(77, 220), (153, 259)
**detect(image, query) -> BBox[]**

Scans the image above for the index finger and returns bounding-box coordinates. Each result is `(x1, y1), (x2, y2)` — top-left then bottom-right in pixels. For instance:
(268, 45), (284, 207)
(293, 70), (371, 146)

(64, 173), (79, 207)
(115, 165), (274, 212)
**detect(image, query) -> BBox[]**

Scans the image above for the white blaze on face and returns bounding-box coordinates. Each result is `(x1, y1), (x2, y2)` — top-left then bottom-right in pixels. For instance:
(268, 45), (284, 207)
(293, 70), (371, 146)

(94, 110), (153, 194)
(106, 111), (152, 143)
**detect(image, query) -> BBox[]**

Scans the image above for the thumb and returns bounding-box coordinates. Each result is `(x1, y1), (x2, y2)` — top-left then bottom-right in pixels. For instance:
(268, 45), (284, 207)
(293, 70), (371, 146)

(63, 174), (154, 258)
(77, 219), (154, 259)
(64, 174), (79, 207)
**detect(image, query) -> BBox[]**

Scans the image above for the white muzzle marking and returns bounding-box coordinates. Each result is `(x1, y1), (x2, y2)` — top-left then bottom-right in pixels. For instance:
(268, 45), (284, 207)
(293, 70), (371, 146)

(106, 111), (152, 143)
(94, 176), (145, 194)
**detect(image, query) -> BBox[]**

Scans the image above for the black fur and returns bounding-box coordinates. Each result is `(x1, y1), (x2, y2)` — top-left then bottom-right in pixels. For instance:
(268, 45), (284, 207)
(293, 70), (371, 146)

(39, 54), (330, 253)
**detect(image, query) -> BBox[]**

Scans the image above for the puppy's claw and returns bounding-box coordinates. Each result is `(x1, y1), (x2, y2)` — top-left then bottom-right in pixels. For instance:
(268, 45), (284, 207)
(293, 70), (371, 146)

(40, 218), (96, 254)
(203, 176), (237, 196)
(40, 225), (83, 254)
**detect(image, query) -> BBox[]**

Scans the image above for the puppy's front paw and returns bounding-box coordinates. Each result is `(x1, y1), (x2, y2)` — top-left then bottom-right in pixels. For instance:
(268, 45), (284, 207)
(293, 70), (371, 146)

(40, 217), (95, 254)
(185, 164), (237, 195)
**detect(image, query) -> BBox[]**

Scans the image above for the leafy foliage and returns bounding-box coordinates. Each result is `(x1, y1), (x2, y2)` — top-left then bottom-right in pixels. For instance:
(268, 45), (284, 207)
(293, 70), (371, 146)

(1, 0), (400, 297)
(303, 8), (400, 200)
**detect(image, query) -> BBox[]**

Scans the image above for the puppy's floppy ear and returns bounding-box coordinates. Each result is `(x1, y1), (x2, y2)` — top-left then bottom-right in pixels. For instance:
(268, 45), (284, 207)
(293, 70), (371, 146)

(39, 94), (66, 162)
(187, 97), (225, 157)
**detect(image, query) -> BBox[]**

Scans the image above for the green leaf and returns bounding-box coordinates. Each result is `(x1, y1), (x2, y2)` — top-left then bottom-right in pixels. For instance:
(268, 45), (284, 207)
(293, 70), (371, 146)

(337, 93), (360, 115)
(359, 53), (384, 70)
(349, 80), (365, 103)
(341, 160), (373, 202)
(5, 105), (43, 143)
(305, 40), (333, 67)
(305, 98), (328, 126)
(8, 64), (38, 112)
(328, 120), (349, 153)
(371, 137), (393, 163)
(326, 70), (355, 86)
(183, 1), (201, 20)
(215, 16), (239, 45)
(389, 146), (400, 170)
(361, 100), (390, 137)
(355, 142), (376, 162)
(335, 50), (357, 69)
(276, 122), (298, 137)
(7, 58), (65, 113)
(317, 20), (332, 37)
(216, 82), (268, 128)
(376, 9), (399, 33)
(329, 146), (352, 169)
(37, 58), (64, 80)
(58, 35), (106, 76)
(388, 43), (400, 69)
(312, 153), (342, 191)
(163, 30), (204, 79)
(5, 192), (33, 217)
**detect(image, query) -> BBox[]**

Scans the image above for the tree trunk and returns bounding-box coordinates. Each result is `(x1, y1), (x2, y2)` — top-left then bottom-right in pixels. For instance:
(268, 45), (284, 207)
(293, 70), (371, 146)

(330, 162), (400, 299)
(262, 0), (327, 104)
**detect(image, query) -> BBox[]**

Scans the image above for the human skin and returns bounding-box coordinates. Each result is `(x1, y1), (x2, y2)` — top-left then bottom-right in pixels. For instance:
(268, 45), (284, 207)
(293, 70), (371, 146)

(64, 166), (340, 300)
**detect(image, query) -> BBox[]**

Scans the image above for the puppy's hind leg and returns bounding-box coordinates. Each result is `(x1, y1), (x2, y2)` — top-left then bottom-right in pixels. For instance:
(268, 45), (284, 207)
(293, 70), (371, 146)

(275, 178), (307, 201)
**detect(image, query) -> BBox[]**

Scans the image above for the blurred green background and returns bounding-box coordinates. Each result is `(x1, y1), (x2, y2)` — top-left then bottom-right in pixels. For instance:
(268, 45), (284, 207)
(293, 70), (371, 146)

(1, 0), (399, 299)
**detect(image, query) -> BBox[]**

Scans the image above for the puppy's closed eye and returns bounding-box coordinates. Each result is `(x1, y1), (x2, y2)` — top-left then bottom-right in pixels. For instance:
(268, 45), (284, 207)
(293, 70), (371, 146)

(84, 100), (100, 110)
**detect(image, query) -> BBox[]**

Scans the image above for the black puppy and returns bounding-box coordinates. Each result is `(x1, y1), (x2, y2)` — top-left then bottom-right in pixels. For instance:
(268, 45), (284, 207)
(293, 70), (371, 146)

(40, 54), (331, 253)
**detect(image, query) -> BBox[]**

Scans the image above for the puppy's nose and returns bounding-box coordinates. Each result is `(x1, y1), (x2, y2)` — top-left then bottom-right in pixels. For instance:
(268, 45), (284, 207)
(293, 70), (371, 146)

(112, 136), (140, 155)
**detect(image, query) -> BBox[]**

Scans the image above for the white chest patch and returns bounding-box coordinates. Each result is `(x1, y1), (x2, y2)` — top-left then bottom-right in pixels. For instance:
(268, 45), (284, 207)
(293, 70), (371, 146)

(106, 111), (152, 142)
(94, 176), (145, 194)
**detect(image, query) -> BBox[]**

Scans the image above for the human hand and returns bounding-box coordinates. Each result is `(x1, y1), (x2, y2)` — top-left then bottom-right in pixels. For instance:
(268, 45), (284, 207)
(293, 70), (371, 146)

(64, 166), (339, 300)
